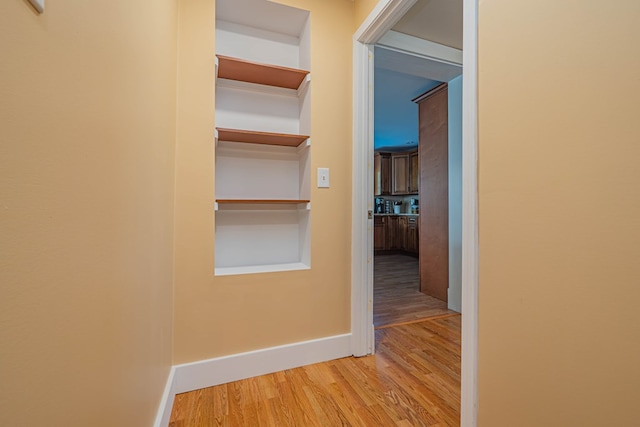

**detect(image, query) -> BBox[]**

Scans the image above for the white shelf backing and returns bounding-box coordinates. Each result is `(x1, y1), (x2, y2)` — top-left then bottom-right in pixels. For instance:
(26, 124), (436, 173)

(216, 83), (305, 135)
(215, 205), (310, 272)
(216, 21), (301, 69)
(215, 141), (310, 200)
(217, 77), (299, 97)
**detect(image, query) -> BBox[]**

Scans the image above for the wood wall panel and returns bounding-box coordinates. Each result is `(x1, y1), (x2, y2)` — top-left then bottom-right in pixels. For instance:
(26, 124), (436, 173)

(416, 83), (449, 301)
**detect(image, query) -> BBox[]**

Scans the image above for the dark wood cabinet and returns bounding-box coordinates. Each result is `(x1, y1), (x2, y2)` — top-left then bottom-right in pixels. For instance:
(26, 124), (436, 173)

(414, 82), (449, 302)
(386, 215), (400, 250)
(374, 215), (386, 251)
(373, 215), (419, 256)
(391, 153), (409, 195)
(388, 150), (418, 195)
(406, 216), (419, 253)
(375, 150), (418, 196)
(408, 151), (419, 194)
(374, 152), (391, 196)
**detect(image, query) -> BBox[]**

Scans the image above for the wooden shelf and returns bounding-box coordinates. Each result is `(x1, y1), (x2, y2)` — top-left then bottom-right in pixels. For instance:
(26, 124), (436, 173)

(216, 128), (309, 147)
(216, 55), (310, 90)
(216, 199), (310, 204)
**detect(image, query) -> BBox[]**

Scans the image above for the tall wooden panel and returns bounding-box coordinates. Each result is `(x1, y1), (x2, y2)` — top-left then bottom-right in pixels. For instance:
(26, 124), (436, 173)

(414, 83), (449, 301)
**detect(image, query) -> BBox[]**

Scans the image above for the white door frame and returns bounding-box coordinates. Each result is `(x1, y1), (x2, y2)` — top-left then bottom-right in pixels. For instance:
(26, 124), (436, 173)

(350, 0), (478, 425)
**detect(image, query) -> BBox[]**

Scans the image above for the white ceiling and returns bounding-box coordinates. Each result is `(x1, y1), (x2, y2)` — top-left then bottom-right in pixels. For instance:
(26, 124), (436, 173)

(392, 0), (463, 50)
(374, 0), (462, 149)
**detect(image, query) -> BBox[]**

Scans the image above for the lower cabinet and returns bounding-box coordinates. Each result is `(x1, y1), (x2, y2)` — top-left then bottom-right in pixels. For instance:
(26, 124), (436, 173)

(373, 215), (419, 256)
(374, 216), (386, 251)
(386, 215), (400, 250)
(406, 216), (418, 253)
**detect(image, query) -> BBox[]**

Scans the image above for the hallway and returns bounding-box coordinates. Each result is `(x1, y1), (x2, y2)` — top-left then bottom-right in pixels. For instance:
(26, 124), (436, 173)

(170, 315), (461, 426)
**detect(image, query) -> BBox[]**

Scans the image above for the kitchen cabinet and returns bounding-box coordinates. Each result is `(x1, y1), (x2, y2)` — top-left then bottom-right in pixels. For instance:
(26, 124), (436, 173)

(414, 82), (449, 301)
(374, 152), (391, 196)
(395, 216), (408, 250)
(374, 216), (386, 251)
(409, 151), (419, 194)
(386, 215), (400, 250)
(373, 215), (419, 256)
(389, 150), (419, 195)
(375, 150), (419, 196)
(405, 216), (419, 254)
(391, 153), (409, 194)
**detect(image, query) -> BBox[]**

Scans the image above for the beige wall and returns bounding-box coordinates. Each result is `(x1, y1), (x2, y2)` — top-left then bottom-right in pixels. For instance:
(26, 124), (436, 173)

(478, 1), (640, 425)
(0, 1), (176, 425)
(355, 0), (379, 30)
(173, 0), (355, 363)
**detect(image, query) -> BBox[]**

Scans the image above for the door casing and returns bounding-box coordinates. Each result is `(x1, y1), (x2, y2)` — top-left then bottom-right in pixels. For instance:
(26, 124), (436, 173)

(350, 0), (479, 425)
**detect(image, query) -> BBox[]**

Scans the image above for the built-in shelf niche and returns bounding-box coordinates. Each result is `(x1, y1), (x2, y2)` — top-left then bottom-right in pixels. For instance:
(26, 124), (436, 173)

(216, 128), (309, 147)
(215, 140), (310, 202)
(215, 202), (310, 276)
(216, 55), (309, 90)
(214, 0), (311, 276)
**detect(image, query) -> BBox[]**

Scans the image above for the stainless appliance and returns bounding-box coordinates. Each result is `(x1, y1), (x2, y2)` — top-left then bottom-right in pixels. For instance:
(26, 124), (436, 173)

(409, 198), (419, 214)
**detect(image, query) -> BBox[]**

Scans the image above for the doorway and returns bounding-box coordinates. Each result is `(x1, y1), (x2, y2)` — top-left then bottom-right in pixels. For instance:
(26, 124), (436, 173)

(351, 0), (478, 425)
(372, 56), (459, 328)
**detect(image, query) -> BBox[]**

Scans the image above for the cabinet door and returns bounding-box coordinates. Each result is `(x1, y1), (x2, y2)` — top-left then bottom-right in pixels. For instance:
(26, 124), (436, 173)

(408, 151), (419, 194)
(374, 216), (386, 251)
(374, 153), (391, 196)
(391, 154), (409, 195)
(406, 216), (419, 254)
(385, 215), (400, 250)
(397, 216), (408, 251)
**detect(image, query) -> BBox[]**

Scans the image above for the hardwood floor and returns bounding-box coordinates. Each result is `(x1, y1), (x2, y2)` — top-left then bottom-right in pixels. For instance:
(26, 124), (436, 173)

(374, 254), (455, 327)
(169, 315), (461, 426)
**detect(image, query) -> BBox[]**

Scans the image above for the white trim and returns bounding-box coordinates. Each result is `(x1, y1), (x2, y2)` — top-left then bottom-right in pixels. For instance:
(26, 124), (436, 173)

(352, 0), (479, 425)
(461, 0), (479, 425)
(153, 367), (177, 427)
(354, 0), (418, 44)
(351, 0), (418, 358)
(152, 334), (351, 427)
(173, 333), (352, 394)
(377, 30), (463, 66)
(351, 40), (375, 357)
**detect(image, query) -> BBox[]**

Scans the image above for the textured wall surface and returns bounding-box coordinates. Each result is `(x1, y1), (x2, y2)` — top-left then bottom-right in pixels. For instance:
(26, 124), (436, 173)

(0, 1), (177, 425)
(478, 1), (640, 425)
(173, 0), (355, 363)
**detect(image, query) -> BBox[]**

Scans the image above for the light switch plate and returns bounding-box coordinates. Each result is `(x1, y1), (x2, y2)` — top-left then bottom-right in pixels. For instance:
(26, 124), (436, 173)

(28, 0), (44, 13)
(317, 168), (330, 188)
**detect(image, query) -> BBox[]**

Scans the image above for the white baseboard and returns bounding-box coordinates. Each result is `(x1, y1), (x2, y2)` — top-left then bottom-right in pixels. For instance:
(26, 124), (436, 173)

(153, 366), (176, 427)
(174, 333), (352, 393)
(154, 333), (352, 426)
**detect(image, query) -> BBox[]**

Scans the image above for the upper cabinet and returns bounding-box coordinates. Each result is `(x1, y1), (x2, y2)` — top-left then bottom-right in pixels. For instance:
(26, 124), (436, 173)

(375, 150), (419, 196)
(409, 150), (419, 194)
(392, 152), (410, 194)
(374, 152), (391, 196)
(214, 0), (312, 276)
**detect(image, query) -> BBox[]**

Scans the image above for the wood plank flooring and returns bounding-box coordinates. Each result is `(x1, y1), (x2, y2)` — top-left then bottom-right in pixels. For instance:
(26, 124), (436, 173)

(374, 254), (455, 327)
(169, 315), (461, 426)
